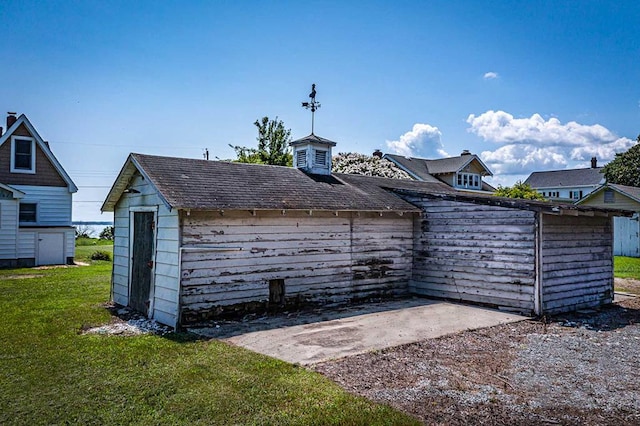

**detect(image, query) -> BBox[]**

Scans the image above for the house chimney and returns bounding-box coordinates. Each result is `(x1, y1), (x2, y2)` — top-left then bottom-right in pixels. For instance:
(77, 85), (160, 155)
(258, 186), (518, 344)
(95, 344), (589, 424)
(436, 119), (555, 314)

(372, 149), (383, 158)
(591, 157), (597, 168)
(6, 112), (17, 129)
(461, 149), (471, 156)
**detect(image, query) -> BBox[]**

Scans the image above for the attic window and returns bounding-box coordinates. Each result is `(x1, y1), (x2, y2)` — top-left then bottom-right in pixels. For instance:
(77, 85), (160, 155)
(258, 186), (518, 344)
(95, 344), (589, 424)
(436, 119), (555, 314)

(314, 149), (328, 167)
(11, 136), (36, 174)
(456, 173), (480, 189)
(296, 150), (307, 167)
(604, 189), (615, 203)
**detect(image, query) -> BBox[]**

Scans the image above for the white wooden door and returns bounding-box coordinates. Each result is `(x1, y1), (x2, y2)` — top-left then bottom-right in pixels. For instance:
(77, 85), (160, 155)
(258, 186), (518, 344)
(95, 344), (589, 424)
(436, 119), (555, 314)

(38, 233), (65, 265)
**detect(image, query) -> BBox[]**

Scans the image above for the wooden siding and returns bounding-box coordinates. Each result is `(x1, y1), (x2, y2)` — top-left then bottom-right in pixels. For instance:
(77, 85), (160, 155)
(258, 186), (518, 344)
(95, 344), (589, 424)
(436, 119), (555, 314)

(12, 185), (72, 226)
(179, 210), (414, 323)
(401, 197), (537, 313)
(111, 173), (180, 327)
(0, 199), (18, 259)
(540, 214), (613, 313)
(0, 123), (68, 187)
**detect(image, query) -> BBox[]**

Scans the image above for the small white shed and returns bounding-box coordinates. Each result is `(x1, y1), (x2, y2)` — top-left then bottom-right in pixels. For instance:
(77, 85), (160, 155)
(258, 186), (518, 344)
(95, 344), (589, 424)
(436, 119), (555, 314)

(578, 184), (640, 257)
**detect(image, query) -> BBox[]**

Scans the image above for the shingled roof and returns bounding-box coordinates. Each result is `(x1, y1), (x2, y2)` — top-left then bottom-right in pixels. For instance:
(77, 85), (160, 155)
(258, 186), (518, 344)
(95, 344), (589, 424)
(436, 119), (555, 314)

(524, 167), (605, 188)
(101, 153), (454, 213)
(384, 153), (493, 179)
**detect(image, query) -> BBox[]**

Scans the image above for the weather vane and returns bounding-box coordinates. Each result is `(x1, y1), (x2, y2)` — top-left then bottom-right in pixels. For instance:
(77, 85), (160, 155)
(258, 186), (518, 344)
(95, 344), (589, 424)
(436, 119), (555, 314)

(301, 83), (320, 134)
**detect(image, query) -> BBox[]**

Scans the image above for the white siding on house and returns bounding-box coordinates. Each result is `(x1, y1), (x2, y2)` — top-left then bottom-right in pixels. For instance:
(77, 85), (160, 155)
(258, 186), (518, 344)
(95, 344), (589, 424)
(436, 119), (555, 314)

(17, 230), (35, 258)
(0, 199), (18, 259)
(402, 197), (537, 313)
(111, 173), (180, 327)
(12, 185), (72, 226)
(540, 214), (613, 313)
(179, 210), (414, 323)
(64, 228), (75, 259)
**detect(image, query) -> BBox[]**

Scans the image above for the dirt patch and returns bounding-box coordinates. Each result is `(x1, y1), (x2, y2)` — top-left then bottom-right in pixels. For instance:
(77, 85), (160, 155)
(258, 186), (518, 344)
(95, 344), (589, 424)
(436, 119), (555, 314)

(315, 296), (640, 425)
(4, 274), (45, 279)
(81, 303), (172, 336)
(615, 277), (640, 295)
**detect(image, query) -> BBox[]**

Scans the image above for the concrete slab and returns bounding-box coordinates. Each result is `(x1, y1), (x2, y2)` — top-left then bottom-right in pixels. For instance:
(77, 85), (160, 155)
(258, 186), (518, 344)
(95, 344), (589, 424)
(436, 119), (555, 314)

(190, 299), (528, 365)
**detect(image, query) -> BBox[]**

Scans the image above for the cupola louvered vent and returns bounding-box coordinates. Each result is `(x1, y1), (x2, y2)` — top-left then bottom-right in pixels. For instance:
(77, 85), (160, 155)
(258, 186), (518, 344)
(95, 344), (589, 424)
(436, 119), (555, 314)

(289, 133), (337, 176)
(296, 150), (307, 168)
(314, 149), (327, 166)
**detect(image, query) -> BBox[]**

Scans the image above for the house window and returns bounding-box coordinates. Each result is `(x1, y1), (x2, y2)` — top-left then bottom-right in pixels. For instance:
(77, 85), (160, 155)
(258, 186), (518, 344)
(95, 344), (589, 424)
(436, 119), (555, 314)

(19, 203), (37, 223)
(296, 150), (307, 168)
(604, 189), (615, 203)
(571, 190), (584, 200)
(456, 173), (480, 189)
(11, 137), (36, 173)
(314, 149), (328, 166)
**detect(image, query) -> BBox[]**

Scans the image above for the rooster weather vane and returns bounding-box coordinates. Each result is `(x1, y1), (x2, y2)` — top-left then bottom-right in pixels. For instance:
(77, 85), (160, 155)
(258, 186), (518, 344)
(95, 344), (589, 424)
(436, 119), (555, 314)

(301, 83), (321, 134)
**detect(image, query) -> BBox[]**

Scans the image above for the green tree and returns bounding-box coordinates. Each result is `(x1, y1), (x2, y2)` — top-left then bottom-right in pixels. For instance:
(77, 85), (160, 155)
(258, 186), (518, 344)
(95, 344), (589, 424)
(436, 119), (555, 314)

(601, 135), (640, 187)
(230, 116), (293, 166)
(75, 224), (94, 239)
(99, 226), (114, 241)
(494, 181), (546, 200)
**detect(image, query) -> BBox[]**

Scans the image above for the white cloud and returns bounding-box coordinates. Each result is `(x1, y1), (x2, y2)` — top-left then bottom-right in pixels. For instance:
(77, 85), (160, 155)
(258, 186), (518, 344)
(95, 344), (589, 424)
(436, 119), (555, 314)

(483, 72), (499, 80)
(467, 110), (636, 175)
(481, 145), (567, 175)
(386, 123), (448, 158)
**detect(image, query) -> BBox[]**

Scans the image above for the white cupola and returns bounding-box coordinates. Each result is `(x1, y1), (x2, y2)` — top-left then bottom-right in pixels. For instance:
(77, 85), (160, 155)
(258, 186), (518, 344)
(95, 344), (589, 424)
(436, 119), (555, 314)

(290, 134), (336, 175)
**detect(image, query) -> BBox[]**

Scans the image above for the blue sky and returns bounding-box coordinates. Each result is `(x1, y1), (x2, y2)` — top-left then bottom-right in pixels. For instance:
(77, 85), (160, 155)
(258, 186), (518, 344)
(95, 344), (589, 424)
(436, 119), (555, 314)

(1, 0), (638, 221)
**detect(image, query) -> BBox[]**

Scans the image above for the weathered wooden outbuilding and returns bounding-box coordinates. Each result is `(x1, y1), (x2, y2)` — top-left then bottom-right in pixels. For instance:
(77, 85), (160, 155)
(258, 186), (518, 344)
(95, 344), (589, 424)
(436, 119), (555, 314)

(103, 142), (627, 328)
(396, 190), (626, 315)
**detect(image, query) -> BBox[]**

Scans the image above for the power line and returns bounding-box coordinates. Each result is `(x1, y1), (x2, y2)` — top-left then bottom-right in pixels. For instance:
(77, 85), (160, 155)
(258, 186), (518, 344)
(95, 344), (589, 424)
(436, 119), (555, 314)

(50, 140), (206, 149)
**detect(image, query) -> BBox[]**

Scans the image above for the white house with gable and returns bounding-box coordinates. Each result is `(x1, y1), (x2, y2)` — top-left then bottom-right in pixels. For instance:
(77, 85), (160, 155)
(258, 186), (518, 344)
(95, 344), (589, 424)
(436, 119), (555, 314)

(0, 112), (77, 267)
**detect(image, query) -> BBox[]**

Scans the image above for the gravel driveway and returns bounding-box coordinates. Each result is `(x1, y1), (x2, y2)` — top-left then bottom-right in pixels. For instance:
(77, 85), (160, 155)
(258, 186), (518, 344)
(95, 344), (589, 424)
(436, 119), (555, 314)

(315, 282), (640, 425)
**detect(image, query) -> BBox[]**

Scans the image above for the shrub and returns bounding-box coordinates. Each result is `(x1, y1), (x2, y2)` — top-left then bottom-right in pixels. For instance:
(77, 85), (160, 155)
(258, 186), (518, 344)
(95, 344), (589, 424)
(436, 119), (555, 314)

(90, 251), (111, 261)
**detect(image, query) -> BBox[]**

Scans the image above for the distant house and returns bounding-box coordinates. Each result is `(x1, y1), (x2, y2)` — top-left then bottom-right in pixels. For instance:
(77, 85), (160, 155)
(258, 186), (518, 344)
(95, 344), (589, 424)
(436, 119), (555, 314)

(103, 135), (626, 328)
(578, 183), (640, 257)
(383, 150), (494, 192)
(0, 113), (77, 267)
(524, 157), (604, 202)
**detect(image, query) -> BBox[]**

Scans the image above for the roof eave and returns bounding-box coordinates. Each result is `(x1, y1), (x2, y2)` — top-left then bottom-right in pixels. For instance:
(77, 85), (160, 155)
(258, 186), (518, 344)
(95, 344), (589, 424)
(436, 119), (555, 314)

(101, 154), (174, 212)
(392, 188), (631, 217)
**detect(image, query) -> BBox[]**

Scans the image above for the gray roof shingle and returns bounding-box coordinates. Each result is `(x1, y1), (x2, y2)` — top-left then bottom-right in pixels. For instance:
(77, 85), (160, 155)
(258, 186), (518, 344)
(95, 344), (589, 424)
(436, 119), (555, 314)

(524, 168), (605, 188)
(102, 153), (630, 219)
(384, 153), (492, 178)
(102, 153), (453, 212)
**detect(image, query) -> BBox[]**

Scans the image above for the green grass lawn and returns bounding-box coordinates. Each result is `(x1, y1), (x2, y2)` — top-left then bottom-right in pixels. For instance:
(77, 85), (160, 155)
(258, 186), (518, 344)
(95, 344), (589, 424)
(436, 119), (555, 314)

(614, 256), (640, 280)
(0, 258), (417, 425)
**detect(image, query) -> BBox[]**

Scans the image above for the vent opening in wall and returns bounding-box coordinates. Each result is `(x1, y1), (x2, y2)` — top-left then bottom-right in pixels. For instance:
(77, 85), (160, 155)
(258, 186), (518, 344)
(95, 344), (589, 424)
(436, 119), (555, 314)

(296, 150), (307, 167)
(269, 279), (285, 305)
(314, 149), (327, 166)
